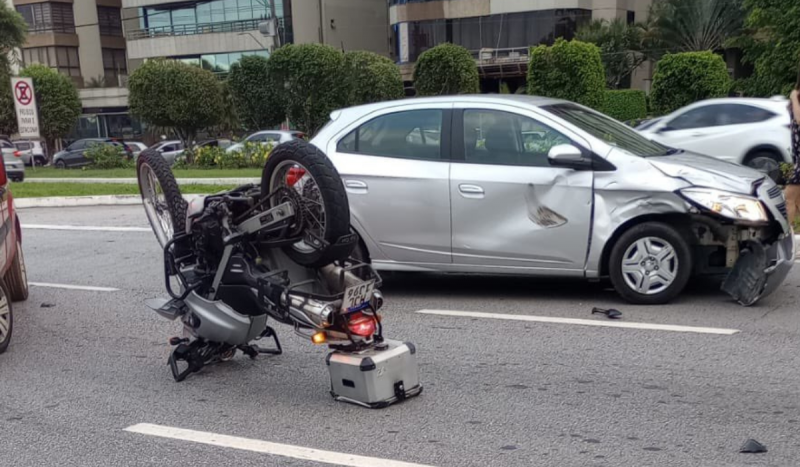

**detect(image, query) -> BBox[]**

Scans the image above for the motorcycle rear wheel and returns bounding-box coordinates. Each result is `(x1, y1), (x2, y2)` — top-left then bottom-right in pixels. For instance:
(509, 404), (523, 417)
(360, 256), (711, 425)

(261, 140), (353, 268)
(137, 149), (187, 249)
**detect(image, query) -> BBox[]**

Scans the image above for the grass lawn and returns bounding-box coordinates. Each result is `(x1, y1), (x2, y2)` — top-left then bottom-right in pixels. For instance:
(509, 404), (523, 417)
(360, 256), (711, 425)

(11, 182), (235, 198)
(26, 167), (262, 179)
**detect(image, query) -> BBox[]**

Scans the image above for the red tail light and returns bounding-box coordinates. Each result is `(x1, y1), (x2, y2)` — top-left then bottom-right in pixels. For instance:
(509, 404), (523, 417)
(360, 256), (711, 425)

(286, 167), (306, 186)
(13, 151), (20, 157)
(347, 312), (376, 337)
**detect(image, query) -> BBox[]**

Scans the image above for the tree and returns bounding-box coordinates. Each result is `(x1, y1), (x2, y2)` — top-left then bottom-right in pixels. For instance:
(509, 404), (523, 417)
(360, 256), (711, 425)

(227, 55), (285, 132)
(19, 65), (81, 158)
(527, 39), (606, 110)
(649, 0), (744, 54)
(268, 43), (347, 136)
(343, 51), (404, 106)
(650, 51), (731, 115)
(576, 18), (650, 89)
(0, 3), (27, 135)
(128, 59), (224, 161)
(413, 43), (479, 96)
(734, 0), (800, 96)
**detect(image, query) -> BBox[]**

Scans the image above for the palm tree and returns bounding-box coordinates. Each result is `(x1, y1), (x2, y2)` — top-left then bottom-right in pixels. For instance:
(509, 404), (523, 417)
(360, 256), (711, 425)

(576, 18), (650, 89)
(649, 0), (744, 54)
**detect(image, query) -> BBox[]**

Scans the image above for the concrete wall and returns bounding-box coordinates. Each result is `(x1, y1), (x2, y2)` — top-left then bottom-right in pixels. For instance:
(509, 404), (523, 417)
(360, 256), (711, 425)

(73, 0), (104, 84)
(79, 87), (129, 108)
(126, 31), (276, 61)
(290, 0), (323, 45)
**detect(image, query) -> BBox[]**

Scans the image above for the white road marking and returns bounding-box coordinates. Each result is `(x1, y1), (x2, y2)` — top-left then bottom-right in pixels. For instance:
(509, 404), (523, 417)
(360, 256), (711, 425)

(124, 423), (436, 467)
(416, 309), (740, 335)
(29, 282), (119, 292)
(23, 224), (151, 232)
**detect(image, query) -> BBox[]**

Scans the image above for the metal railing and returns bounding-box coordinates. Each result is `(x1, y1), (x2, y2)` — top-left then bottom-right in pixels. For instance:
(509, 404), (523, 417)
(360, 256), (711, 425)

(127, 18), (261, 40)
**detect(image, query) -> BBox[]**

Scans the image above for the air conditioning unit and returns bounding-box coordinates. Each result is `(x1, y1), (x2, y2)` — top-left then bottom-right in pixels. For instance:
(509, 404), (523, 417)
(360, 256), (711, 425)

(258, 19), (277, 37)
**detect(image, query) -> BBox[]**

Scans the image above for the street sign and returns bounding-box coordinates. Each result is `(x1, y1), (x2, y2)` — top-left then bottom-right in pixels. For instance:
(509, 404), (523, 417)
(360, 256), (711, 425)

(11, 77), (40, 138)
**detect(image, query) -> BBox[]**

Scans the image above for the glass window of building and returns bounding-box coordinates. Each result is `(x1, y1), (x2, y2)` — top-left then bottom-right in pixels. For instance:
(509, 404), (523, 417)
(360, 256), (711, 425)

(16, 2), (75, 34)
(98, 6), (122, 36)
(22, 46), (81, 77)
(103, 48), (128, 85)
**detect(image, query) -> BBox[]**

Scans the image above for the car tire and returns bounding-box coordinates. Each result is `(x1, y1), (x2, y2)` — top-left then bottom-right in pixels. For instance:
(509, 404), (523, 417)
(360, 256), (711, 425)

(744, 151), (783, 183)
(0, 280), (13, 354)
(609, 222), (692, 305)
(5, 240), (28, 302)
(55, 160), (66, 169)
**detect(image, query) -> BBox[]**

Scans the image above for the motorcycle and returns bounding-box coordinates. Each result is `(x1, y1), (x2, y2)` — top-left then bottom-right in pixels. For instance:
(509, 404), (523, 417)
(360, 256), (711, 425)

(136, 140), (388, 382)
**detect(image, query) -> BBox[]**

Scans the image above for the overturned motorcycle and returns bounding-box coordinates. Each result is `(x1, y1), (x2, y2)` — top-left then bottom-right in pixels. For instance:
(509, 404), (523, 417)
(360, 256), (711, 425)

(136, 140), (421, 408)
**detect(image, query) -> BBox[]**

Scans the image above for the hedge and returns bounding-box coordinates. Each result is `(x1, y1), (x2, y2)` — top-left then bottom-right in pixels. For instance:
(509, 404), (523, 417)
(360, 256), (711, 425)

(413, 43), (479, 96)
(604, 90), (648, 122)
(650, 51), (730, 115)
(527, 39), (606, 110)
(344, 50), (404, 105)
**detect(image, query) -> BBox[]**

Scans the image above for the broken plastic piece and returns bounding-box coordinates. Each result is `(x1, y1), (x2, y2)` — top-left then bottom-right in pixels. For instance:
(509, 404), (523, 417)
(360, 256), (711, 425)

(721, 242), (767, 306)
(592, 307), (622, 319)
(740, 439), (767, 453)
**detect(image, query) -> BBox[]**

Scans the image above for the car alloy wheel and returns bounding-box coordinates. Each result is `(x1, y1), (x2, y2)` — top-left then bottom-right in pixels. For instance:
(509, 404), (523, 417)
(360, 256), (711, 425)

(620, 236), (679, 295)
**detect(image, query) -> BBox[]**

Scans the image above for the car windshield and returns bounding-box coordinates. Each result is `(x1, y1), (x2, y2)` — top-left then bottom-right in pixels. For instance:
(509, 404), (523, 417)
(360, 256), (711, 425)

(543, 103), (673, 157)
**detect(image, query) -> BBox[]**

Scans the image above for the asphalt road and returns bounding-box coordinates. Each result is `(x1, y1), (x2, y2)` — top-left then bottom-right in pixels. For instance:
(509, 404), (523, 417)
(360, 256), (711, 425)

(3, 205), (800, 466)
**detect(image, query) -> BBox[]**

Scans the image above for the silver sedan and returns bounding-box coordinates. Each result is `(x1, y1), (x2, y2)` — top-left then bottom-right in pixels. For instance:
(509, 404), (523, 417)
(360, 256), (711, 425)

(311, 95), (794, 305)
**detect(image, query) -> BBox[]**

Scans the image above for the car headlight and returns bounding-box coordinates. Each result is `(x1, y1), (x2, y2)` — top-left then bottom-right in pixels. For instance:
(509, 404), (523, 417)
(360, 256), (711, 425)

(680, 188), (768, 222)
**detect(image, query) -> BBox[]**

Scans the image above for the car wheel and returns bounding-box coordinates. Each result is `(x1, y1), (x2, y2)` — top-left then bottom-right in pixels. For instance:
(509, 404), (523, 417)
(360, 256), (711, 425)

(609, 222), (692, 305)
(55, 160), (66, 169)
(745, 152), (783, 183)
(6, 240), (28, 302)
(0, 281), (13, 354)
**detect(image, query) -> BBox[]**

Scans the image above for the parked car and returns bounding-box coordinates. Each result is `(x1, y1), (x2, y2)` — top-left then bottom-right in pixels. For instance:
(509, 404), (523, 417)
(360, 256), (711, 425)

(226, 130), (305, 153)
(637, 97), (791, 178)
(125, 141), (148, 158)
(311, 95), (794, 305)
(0, 156), (30, 353)
(147, 140), (183, 165)
(12, 140), (46, 166)
(54, 138), (133, 168)
(0, 140), (25, 182)
(157, 138), (233, 165)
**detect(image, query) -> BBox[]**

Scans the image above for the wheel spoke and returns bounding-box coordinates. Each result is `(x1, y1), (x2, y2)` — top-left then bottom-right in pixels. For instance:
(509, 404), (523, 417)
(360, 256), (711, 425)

(656, 245), (675, 262)
(0, 314), (8, 336)
(622, 263), (641, 274)
(637, 273), (652, 293)
(656, 268), (675, 284)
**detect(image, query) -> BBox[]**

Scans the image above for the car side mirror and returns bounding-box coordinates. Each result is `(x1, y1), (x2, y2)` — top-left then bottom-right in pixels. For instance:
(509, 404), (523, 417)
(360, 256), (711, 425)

(657, 126), (675, 133)
(548, 144), (592, 170)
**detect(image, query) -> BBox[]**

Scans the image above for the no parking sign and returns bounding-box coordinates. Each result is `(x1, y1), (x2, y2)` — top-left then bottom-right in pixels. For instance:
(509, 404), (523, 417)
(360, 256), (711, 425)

(11, 77), (40, 138)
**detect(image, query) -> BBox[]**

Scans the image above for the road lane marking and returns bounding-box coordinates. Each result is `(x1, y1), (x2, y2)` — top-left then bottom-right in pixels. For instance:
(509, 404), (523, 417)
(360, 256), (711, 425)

(416, 309), (740, 335)
(23, 224), (151, 232)
(30, 282), (119, 292)
(124, 423), (436, 467)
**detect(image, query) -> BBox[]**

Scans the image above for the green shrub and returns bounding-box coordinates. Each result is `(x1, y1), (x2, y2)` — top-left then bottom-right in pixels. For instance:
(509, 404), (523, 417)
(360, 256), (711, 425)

(413, 43), (479, 96)
(527, 39), (606, 110)
(343, 51), (404, 106)
(191, 141), (272, 169)
(604, 90), (648, 122)
(85, 143), (131, 169)
(650, 52), (731, 115)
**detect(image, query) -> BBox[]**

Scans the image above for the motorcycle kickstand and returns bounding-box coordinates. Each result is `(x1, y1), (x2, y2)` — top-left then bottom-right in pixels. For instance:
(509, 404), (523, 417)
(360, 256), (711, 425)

(254, 326), (283, 355)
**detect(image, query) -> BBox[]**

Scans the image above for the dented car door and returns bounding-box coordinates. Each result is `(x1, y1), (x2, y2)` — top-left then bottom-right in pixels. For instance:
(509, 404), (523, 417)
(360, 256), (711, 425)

(449, 105), (594, 272)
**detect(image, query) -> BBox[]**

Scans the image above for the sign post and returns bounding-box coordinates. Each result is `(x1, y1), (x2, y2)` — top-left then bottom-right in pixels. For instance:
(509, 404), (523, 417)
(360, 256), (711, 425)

(11, 77), (40, 138)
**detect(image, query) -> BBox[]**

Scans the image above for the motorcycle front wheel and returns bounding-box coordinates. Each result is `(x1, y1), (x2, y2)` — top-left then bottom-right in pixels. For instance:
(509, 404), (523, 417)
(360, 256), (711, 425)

(137, 149), (187, 249)
(261, 140), (353, 268)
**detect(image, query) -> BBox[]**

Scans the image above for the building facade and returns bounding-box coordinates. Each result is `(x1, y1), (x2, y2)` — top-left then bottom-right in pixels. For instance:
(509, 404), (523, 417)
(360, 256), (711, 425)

(390, 0), (652, 90)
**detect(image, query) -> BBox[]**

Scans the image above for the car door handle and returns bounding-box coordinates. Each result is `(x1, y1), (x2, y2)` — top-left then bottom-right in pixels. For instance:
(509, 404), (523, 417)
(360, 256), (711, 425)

(459, 184), (485, 198)
(345, 179), (368, 194)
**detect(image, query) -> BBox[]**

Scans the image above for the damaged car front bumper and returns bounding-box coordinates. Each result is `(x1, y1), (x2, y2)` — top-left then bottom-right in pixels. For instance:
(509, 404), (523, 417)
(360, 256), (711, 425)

(722, 231), (795, 306)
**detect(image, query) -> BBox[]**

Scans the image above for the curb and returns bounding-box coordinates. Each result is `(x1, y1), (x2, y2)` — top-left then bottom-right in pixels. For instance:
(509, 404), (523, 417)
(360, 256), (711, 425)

(25, 177), (259, 185)
(15, 194), (204, 209)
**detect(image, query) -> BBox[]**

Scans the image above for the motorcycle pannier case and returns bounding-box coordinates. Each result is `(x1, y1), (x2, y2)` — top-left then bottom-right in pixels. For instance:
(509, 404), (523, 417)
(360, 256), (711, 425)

(326, 340), (422, 408)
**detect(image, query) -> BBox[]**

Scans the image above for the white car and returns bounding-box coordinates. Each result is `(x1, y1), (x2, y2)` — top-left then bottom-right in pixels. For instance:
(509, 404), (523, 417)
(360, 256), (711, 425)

(637, 97), (791, 176)
(12, 140), (46, 166)
(226, 130), (305, 153)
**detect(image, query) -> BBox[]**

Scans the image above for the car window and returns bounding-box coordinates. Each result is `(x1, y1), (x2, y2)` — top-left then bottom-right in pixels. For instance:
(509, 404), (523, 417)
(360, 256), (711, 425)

(247, 133), (271, 143)
(0, 140), (13, 149)
(667, 106), (720, 130)
(716, 104), (777, 125)
(337, 110), (443, 161)
(14, 142), (32, 151)
(70, 140), (86, 150)
(462, 110), (570, 167)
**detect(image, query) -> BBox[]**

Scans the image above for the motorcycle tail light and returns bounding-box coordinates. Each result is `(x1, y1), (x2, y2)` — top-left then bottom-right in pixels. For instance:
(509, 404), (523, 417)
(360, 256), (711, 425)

(347, 312), (376, 337)
(286, 167), (306, 186)
(311, 331), (326, 344)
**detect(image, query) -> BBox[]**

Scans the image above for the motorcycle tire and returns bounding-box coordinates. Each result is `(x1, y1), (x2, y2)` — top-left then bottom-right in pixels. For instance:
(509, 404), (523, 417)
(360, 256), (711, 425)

(261, 140), (354, 268)
(137, 149), (187, 249)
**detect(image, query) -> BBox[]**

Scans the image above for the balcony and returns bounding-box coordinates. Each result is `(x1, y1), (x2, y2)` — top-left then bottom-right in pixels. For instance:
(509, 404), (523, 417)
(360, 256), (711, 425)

(126, 18), (262, 41)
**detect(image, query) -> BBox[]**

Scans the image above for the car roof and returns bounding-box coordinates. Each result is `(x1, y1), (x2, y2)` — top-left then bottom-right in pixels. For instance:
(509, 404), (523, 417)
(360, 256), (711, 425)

(333, 94), (568, 118)
(681, 97), (788, 113)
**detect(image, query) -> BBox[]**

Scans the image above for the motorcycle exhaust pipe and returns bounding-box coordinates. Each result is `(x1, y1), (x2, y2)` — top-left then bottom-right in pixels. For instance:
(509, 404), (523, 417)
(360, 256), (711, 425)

(284, 294), (338, 328)
(320, 264), (364, 292)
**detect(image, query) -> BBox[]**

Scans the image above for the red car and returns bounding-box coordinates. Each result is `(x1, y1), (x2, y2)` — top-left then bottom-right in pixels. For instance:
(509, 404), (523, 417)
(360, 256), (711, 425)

(0, 158), (29, 354)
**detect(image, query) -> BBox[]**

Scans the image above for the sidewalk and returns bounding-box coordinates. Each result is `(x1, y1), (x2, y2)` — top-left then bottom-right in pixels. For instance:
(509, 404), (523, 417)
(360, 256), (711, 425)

(25, 177), (259, 185)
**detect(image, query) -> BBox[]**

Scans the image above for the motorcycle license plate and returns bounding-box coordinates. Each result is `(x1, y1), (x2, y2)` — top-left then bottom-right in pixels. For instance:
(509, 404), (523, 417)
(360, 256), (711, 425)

(342, 280), (375, 312)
